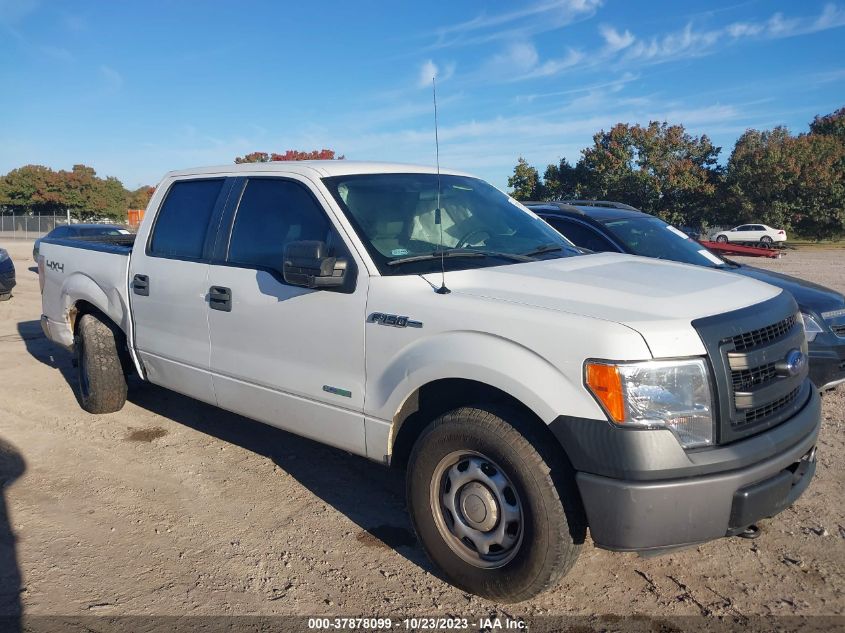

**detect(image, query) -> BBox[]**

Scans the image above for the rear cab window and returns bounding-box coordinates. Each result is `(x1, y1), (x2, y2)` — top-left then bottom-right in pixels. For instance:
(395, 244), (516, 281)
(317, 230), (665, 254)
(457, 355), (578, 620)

(148, 179), (225, 259)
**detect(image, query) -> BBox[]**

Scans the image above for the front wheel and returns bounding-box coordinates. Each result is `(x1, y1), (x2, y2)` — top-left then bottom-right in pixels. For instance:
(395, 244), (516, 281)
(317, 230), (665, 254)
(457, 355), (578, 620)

(0, 293), (10, 302)
(407, 406), (585, 602)
(716, 234), (728, 243)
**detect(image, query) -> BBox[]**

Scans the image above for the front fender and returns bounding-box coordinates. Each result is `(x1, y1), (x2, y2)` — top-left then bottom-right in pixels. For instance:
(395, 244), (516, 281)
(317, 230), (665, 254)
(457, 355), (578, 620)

(368, 330), (605, 426)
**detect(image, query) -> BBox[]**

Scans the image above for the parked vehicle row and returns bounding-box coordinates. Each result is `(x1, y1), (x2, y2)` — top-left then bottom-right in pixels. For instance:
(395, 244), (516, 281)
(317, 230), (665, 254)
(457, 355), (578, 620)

(38, 162), (821, 601)
(525, 201), (845, 391)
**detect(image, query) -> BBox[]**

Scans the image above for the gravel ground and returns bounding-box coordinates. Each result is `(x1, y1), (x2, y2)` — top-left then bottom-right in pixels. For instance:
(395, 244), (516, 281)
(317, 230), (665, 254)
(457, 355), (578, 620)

(0, 240), (842, 623)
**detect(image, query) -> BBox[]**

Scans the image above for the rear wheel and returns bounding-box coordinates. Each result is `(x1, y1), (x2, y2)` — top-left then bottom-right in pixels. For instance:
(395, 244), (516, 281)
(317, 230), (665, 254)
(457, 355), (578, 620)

(760, 235), (773, 245)
(407, 406), (585, 602)
(716, 234), (728, 243)
(75, 314), (128, 414)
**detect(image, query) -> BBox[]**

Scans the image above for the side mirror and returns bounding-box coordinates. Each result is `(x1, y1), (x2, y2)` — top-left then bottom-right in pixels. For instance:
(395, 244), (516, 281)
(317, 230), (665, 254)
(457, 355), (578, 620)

(283, 240), (348, 289)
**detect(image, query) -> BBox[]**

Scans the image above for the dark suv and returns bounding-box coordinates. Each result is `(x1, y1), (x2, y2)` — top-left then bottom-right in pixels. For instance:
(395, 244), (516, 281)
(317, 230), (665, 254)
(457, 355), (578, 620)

(525, 200), (845, 391)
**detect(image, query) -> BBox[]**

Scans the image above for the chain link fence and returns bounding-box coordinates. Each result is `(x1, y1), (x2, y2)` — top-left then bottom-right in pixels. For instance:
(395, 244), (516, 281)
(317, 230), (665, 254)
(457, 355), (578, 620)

(0, 212), (132, 240)
(0, 212), (69, 240)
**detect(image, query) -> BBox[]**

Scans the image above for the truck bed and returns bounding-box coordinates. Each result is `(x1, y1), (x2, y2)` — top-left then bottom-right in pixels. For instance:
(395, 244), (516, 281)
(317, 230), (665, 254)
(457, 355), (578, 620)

(39, 234), (135, 351)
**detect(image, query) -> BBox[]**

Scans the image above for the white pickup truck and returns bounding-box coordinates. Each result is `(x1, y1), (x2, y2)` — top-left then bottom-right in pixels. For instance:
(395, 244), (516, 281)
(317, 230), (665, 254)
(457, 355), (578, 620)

(39, 161), (820, 601)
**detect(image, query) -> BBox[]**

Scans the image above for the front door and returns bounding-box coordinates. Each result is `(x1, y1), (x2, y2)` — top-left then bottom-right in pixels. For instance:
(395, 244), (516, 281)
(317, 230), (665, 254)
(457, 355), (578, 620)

(206, 176), (368, 454)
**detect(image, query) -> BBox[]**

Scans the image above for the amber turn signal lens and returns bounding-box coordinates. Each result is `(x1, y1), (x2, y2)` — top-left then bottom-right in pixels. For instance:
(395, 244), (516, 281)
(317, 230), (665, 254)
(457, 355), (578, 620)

(585, 362), (625, 422)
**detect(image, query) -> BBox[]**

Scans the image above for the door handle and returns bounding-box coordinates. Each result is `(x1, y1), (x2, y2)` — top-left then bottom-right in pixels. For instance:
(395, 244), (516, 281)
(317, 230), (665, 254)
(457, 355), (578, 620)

(133, 274), (149, 296)
(209, 286), (232, 312)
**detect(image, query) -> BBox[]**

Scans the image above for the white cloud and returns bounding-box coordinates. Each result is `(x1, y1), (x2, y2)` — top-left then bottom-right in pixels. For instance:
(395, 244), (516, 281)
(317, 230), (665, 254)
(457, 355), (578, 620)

(417, 59), (455, 87)
(100, 65), (123, 92)
(599, 24), (634, 52)
(428, 0), (601, 48)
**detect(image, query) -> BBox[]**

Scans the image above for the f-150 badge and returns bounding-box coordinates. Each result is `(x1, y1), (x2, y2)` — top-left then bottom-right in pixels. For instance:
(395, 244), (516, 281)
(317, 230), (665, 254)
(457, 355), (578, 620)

(367, 312), (423, 328)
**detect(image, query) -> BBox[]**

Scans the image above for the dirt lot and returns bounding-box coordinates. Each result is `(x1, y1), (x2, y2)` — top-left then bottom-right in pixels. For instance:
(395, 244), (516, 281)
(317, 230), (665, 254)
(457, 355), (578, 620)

(0, 240), (843, 623)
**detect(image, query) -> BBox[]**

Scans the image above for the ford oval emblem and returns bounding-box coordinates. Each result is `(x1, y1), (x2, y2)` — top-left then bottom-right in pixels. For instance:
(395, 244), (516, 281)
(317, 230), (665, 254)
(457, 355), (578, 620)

(783, 349), (806, 377)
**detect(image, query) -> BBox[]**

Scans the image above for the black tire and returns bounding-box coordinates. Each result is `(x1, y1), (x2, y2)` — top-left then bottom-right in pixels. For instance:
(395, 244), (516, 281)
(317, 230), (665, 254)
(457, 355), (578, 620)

(760, 235), (773, 245)
(716, 234), (728, 243)
(75, 314), (128, 414)
(407, 406), (585, 602)
(0, 293), (10, 302)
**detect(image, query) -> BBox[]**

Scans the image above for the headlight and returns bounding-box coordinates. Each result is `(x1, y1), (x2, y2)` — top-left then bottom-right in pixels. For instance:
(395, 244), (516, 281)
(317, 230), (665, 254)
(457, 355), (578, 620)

(800, 312), (824, 343)
(585, 358), (713, 448)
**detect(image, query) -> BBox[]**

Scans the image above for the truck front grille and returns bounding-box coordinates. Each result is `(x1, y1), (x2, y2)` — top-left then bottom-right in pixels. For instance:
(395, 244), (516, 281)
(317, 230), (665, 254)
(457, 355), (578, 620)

(731, 362), (777, 391)
(734, 387), (801, 428)
(693, 293), (811, 444)
(729, 314), (795, 351)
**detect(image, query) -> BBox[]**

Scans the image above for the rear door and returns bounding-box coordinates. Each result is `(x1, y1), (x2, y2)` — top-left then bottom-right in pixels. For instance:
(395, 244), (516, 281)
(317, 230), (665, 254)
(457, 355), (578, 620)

(206, 175), (369, 454)
(129, 177), (235, 404)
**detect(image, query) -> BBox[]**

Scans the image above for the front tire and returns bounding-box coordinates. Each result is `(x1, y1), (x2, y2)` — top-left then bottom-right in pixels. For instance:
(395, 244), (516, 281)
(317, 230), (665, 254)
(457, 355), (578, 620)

(0, 293), (10, 302)
(407, 406), (585, 602)
(75, 314), (128, 414)
(716, 234), (728, 243)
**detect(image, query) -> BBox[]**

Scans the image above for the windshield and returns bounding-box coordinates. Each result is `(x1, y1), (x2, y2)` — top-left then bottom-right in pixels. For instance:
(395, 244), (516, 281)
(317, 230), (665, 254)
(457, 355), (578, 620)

(322, 173), (579, 275)
(601, 216), (734, 269)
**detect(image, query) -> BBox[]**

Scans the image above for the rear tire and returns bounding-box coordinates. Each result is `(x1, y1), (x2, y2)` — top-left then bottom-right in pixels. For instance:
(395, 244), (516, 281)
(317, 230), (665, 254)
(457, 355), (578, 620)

(407, 406), (585, 602)
(760, 235), (773, 245)
(75, 314), (128, 414)
(716, 234), (728, 243)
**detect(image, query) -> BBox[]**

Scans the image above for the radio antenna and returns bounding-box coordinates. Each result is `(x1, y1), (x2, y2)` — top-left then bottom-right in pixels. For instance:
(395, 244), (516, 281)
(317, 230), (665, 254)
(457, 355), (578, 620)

(432, 75), (450, 295)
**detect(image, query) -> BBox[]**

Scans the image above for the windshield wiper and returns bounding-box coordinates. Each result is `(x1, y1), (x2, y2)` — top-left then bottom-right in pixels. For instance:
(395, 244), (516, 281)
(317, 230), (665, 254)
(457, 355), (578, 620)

(522, 243), (563, 257)
(387, 248), (534, 266)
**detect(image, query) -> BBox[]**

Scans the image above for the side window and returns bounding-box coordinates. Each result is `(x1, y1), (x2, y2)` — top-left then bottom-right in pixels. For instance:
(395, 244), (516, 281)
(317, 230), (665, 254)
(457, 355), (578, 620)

(753, 225), (765, 231)
(547, 218), (616, 252)
(149, 179), (224, 259)
(227, 178), (332, 272)
(737, 225), (751, 232)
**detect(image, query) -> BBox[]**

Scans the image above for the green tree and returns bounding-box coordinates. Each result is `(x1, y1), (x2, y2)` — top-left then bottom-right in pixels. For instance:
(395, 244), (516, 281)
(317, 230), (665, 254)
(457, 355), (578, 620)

(128, 185), (155, 210)
(234, 149), (344, 163)
(542, 158), (591, 200)
(810, 107), (845, 140)
(507, 157), (543, 200)
(725, 126), (845, 239)
(0, 165), (65, 214)
(579, 121), (722, 225)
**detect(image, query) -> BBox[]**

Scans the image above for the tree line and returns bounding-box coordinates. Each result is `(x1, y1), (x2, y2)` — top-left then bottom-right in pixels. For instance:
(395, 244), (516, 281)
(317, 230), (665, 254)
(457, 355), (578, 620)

(508, 107), (845, 239)
(0, 164), (154, 222)
(0, 149), (344, 223)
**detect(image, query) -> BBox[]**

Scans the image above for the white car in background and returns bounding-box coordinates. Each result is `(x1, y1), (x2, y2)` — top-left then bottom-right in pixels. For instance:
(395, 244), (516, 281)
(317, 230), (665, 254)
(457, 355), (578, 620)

(715, 223), (787, 244)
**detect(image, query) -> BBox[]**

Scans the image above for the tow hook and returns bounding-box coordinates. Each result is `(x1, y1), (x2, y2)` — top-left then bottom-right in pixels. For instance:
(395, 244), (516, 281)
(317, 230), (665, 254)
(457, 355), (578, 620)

(736, 524), (762, 539)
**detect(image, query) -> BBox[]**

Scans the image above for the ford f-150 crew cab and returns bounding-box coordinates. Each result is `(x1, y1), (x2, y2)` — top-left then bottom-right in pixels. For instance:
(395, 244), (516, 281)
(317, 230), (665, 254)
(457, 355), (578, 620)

(38, 161), (821, 602)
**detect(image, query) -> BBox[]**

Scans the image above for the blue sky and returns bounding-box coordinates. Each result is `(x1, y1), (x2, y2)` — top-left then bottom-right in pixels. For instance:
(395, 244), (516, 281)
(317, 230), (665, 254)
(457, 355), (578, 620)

(2, 1), (844, 190)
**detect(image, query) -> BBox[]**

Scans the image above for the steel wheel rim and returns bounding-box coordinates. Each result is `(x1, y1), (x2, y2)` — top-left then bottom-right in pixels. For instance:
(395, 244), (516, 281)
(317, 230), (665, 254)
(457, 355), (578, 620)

(429, 450), (524, 569)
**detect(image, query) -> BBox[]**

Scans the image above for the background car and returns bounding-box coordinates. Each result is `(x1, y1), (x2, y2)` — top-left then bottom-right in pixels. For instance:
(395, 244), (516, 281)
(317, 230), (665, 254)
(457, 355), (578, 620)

(0, 247), (15, 301)
(714, 223), (786, 244)
(33, 223), (130, 261)
(525, 200), (845, 390)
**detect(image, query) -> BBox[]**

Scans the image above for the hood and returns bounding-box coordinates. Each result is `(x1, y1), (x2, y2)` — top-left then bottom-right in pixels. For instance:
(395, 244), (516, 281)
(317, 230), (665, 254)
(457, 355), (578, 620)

(731, 264), (845, 316)
(422, 253), (781, 357)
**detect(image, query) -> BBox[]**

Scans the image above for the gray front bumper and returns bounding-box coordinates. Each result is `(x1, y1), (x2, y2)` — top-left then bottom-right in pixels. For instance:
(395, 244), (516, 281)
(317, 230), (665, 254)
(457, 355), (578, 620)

(573, 388), (821, 552)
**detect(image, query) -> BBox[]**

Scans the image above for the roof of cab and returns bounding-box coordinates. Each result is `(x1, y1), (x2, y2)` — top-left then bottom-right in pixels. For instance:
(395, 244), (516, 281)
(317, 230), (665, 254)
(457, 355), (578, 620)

(164, 160), (474, 180)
